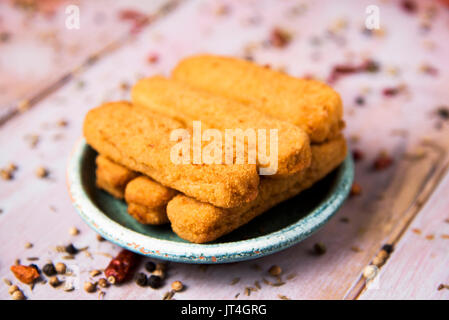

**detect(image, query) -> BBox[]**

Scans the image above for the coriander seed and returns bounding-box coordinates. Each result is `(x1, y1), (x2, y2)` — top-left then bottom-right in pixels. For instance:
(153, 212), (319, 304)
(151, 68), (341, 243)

(268, 265), (282, 276)
(98, 278), (108, 288)
(314, 242), (327, 255)
(55, 262), (66, 274)
(69, 227), (79, 236)
(8, 285), (19, 295)
(49, 276), (60, 287)
(84, 281), (96, 293)
(11, 290), (25, 300)
(35, 166), (48, 178)
(171, 281), (184, 292)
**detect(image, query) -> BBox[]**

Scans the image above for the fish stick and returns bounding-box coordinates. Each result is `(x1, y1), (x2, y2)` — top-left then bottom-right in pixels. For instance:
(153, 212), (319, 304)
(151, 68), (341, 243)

(83, 101), (259, 208)
(95, 155), (138, 199)
(131, 76), (311, 178)
(125, 176), (177, 225)
(172, 54), (344, 143)
(167, 136), (347, 243)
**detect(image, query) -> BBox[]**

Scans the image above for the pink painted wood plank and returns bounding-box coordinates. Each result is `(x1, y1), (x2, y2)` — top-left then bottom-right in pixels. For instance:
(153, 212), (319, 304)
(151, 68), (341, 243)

(0, 0), (174, 120)
(360, 171), (449, 299)
(0, 0), (449, 300)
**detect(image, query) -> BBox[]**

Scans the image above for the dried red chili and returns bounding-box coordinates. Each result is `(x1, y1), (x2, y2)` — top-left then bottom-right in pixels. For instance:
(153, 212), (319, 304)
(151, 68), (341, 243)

(328, 59), (379, 83)
(104, 249), (140, 284)
(373, 152), (394, 170)
(10, 265), (40, 284)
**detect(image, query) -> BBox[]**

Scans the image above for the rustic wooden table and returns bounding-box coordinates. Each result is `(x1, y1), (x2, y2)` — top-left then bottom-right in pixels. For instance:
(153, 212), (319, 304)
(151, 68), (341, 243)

(1, 0), (448, 300)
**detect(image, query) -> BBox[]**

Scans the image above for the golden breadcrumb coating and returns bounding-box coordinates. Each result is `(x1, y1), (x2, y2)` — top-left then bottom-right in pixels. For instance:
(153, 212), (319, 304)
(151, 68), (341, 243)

(95, 155), (138, 199)
(131, 76), (311, 178)
(167, 136), (347, 243)
(172, 54), (344, 143)
(83, 101), (259, 208)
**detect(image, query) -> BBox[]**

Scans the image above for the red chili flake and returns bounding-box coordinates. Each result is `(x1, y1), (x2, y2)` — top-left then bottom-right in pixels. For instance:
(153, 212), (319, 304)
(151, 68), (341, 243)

(104, 249), (140, 284)
(373, 152), (394, 170)
(401, 0), (417, 13)
(350, 182), (362, 196)
(352, 149), (365, 162)
(270, 28), (292, 48)
(147, 53), (159, 64)
(420, 64), (438, 76)
(118, 9), (150, 34)
(10, 265), (40, 284)
(425, 234), (435, 240)
(436, 106), (449, 120)
(412, 228), (422, 235)
(382, 87), (400, 97)
(328, 59), (379, 83)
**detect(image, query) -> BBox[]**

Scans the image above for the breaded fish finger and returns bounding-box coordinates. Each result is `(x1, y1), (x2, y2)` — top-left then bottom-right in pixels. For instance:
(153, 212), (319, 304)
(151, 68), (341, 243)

(167, 136), (347, 243)
(84, 102), (259, 208)
(95, 155), (138, 199)
(131, 76), (311, 177)
(172, 54), (344, 143)
(125, 176), (177, 225)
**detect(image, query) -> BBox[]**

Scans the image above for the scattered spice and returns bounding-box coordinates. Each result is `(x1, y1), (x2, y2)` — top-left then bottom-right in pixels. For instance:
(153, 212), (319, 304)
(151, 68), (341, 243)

(328, 59), (380, 83)
(162, 290), (175, 300)
(350, 182), (362, 196)
(11, 290), (25, 300)
(96, 234), (105, 242)
(55, 262), (66, 274)
(425, 234), (435, 240)
(441, 234), (449, 240)
(268, 265), (282, 277)
(42, 263), (57, 276)
(350, 246), (362, 253)
(49, 276), (61, 288)
(63, 281), (74, 292)
(10, 265), (40, 284)
(437, 284), (449, 291)
(171, 280), (184, 292)
(244, 287), (251, 296)
(98, 278), (109, 288)
(419, 64), (438, 76)
(270, 27), (292, 48)
(355, 96), (365, 106)
(152, 269), (165, 279)
(148, 275), (162, 289)
(362, 265), (378, 280)
(35, 166), (49, 178)
(401, 0), (417, 14)
(8, 285), (19, 295)
(278, 294), (290, 300)
(69, 227), (79, 236)
(147, 53), (159, 64)
(57, 119), (69, 127)
(230, 277), (240, 285)
(118, 9), (150, 34)
(135, 272), (148, 287)
(373, 152), (394, 170)
(24, 242), (33, 249)
(412, 228), (422, 235)
(104, 249), (140, 284)
(144, 261), (156, 273)
(340, 217), (350, 223)
(84, 281), (96, 293)
(18, 99), (30, 113)
(313, 242), (327, 255)
(65, 244), (79, 255)
(436, 107), (449, 121)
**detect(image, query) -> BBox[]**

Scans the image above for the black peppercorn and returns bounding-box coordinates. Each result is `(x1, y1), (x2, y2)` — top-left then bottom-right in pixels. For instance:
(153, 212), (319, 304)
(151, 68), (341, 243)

(148, 275), (162, 289)
(135, 273), (147, 287)
(29, 264), (41, 274)
(381, 244), (394, 254)
(42, 263), (57, 276)
(355, 96), (365, 106)
(144, 261), (156, 273)
(65, 244), (78, 255)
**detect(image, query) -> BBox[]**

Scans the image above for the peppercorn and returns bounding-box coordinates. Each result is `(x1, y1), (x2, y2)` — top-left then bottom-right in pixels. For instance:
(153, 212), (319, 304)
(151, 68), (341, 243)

(382, 244), (394, 254)
(42, 263), (57, 276)
(55, 262), (66, 274)
(8, 285), (19, 295)
(135, 273), (147, 287)
(11, 290), (25, 300)
(98, 278), (109, 288)
(148, 275), (162, 289)
(171, 281), (184, 292)
(29, 264), (41, 274)
(268, 265), (282, 276)
(65, 244), (78, 255)
(314, 242), (327, 255)
(49, 276), (60, 287)
(145, 261), (156, 272)
(84, 281), (96, 293)
(355, 96), (365, 106)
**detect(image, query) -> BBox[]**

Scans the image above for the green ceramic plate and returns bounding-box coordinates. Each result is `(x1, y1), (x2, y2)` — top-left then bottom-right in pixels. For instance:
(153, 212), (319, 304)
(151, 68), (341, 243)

(67, 139), (353, 263)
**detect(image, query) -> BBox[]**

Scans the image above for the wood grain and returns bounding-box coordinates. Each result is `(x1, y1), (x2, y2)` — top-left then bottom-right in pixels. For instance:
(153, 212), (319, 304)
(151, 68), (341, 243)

(1, 0), (449, 299)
